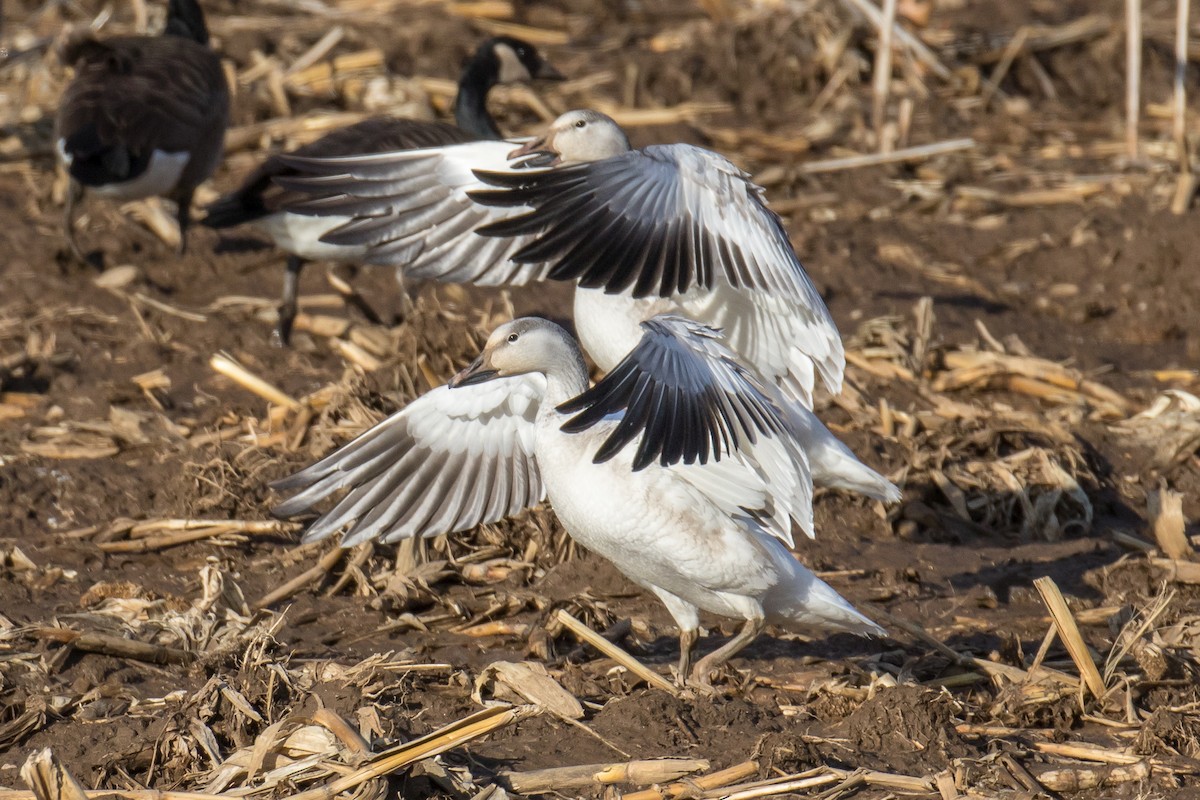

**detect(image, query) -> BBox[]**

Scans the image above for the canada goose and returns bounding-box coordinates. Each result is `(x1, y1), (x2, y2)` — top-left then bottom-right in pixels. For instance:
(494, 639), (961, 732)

(273, 316), (883, 689)
(202, 36), (562, 345)
(55, 0), (229, 262)
(276, 109), (899, 502)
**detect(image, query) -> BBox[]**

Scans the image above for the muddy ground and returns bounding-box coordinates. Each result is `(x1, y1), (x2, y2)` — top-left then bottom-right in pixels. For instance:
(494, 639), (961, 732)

(2, 0), (1200, 797)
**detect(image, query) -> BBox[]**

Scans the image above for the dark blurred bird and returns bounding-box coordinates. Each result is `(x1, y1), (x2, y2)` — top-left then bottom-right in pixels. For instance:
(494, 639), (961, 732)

(55, 0), (230, 262)
(202, 36), (563, 345)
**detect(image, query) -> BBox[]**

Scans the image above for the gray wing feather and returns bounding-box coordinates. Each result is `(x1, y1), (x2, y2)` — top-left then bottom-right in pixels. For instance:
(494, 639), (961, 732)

(272, 375), (546, 545)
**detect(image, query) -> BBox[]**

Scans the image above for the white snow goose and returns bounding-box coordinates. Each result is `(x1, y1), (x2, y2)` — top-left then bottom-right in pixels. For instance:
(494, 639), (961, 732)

(276, 109), (899, 503)
(272, 316), (884, 689)
(202, 37), (562, 344)
(55, 0), (229, 262)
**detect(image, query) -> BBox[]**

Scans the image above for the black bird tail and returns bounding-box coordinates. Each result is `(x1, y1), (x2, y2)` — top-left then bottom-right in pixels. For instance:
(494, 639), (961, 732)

(201, 187), (271, 228)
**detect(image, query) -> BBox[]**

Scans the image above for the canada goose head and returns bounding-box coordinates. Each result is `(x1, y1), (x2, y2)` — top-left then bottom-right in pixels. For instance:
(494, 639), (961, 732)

(487, 36), (564, 84)
(450, 318), (580, 387)
(508, 109), (632, 167)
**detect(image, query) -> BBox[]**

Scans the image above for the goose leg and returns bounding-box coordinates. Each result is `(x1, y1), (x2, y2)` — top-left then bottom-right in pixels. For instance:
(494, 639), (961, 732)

(395, 266), (415, 322)
(63, 180), (87, 265)
(650, 586), (701, 686)
(676, 628), (699, 685)
(689, 616), (765, 690)
(274, 255), (305, 347)
(174, 188), (194, 256)
(329, 263), (383, 325)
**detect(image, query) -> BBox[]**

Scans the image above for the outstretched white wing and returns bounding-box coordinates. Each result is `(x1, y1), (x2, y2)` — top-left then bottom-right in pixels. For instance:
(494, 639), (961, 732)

(272, 374), (547, 546)
(276, 140), (543, 285)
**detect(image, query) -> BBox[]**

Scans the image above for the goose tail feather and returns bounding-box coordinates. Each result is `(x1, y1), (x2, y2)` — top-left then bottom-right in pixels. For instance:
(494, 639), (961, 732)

(759, 535), (885, 637)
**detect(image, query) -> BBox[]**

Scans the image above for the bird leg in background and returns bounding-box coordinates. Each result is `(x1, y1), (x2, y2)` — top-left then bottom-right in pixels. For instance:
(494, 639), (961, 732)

(394, 268), (415, 323)
(274, 254), (306, 347)
(676, 628), (700, 686)
(689, 616), (765, 689)
(327, 264), (384, 326)
(174, 187), (193, 256)
(62, 180), (87, 265)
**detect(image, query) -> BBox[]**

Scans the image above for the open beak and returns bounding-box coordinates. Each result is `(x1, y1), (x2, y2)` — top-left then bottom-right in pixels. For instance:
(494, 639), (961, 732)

(448, 354), (499, 388)
(533, 61), (565, 81)
(507, 135), (560, 167)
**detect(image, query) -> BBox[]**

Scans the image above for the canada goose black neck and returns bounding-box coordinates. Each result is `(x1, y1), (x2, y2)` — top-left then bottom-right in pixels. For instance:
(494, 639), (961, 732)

(453, 45), (504, 140)
(164, 0), (210, 45)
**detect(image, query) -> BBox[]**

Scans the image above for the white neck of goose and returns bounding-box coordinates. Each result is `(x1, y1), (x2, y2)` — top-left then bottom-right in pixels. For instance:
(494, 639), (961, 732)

(538, 330), (590, 405)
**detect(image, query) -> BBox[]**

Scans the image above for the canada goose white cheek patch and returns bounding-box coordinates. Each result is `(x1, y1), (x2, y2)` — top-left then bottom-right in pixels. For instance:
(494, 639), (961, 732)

(91, 150), (191, 199)
(55, 139), (73, 168)
(493, 43), (528, 84)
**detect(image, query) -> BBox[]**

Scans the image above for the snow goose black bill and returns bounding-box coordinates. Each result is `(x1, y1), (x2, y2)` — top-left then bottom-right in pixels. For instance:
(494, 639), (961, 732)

(271, 375), (546, 546)
(558, 316), (789, 471)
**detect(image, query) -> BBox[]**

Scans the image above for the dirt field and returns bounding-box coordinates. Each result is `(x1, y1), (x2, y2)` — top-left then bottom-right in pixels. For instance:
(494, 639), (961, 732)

(3, 0), (1200, 797)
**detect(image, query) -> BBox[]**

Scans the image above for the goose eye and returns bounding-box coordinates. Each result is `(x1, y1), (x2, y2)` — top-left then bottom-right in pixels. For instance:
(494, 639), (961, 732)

(517, 47), (528, 57)
(574, 120), (586, 128)
(507, 333), (519, 343)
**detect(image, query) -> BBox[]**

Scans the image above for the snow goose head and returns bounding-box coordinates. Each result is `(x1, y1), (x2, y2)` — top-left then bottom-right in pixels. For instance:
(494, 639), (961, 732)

(508, 109), (631, 166)
(449, 317), (586, 388)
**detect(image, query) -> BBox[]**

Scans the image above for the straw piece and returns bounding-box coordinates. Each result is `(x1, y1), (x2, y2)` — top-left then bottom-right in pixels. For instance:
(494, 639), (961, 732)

(938, 350), (1130, 412)
(827, 767), (934, 793)
(799, 138), (974, 174)
(500, 759), (709, 793)
(1148, 488), (1190, 559)
(211, 353), (301, 410)
(331, 338), (383, 371)
(21, 750), (89, 800)
(1173, 0), (1191, 168)
(32, 628), (195, 665)
(469, 19), (569, 45)
(311, 708), (372, 757)
(97, 519), (294, 553)
(719, 772), (841, 800)
(1126, 0), (1142, 160)
(591, 102), (732, 127)
(622, 760), (759, 800)
(839, 0), (952, 79)
(447, 1), (514, 19)
(553, 610), (678, 695)
(871, 0), (897, 141)
(121, 198), (181, 249)
(254, 546), (345, 609)
(1150, 557), (1200, 583)
(1035, 759), (1149, 791)
(1032, 576), (1106, 699)
(285, 49), (384, 92)
(474, 661), (584, 720)
(285, 26), (345, 76)
(286, 706), (533, 800)
(1033, 741), (1141, 765)
(980, 27), (1030, 108)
